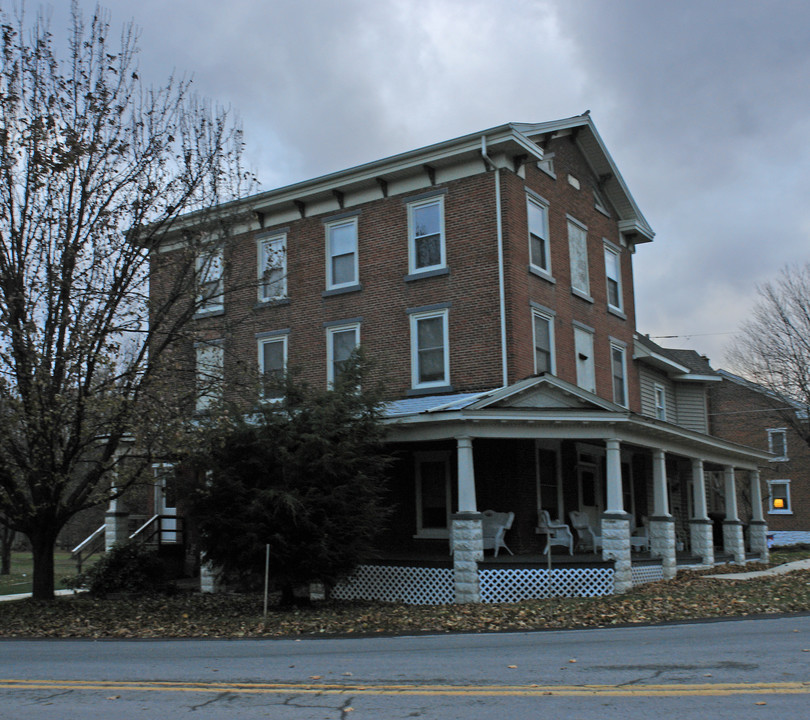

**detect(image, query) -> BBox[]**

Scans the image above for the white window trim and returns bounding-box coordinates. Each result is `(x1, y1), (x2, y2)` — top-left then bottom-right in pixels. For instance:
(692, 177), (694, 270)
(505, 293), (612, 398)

(409, 308), (450, 390)
(610, 340), (628, 408)
(567, 216), (591, 300)
(527, 192), (552, 279)
(767, 479), (792, 514)
(531, 307), (556, 375)
(604, 241), (624, 314)
(654, 382), (667, 421)
(195, 342), (224, 413)
(326, 322), (360, 387)
(257, 334), (288, 400)
(408, 195), (446, 275)
(257, 232), (287, 302)
(414, 450), (452, 539)
(195, 247), (224, 314)
(325, 216), (359, 290)
(767, 428), (788, 461)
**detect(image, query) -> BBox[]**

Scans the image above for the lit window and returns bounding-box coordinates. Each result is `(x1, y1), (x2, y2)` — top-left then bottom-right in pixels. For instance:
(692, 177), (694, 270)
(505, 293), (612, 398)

(258, 335), (287, 399)
(410, 309), (449, 389)
(610, 342), (627, 407)
(258, 234), (286, 301)
(326, 217), (358, 290)
(408, 197), (445, 273)
(415, 452), (451, 537)
(327, 323), (360, 386)
(532, 308), (555, 374)
(527, 195), (550, 275)
(768, 480), (791, 513)
(604, 243), (623, 312)
(568, 218), (590, 298)
(195, 343), (224, 412)
(768, 429), (788, 460)
(196, 247), (224, 313)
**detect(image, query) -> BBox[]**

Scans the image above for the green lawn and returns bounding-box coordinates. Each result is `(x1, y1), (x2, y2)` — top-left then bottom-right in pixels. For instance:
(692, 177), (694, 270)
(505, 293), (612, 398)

(0, 551), (87, 596)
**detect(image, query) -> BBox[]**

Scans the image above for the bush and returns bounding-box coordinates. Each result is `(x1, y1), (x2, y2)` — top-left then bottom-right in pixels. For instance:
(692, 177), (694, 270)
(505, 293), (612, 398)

(66, 541), (174, 596)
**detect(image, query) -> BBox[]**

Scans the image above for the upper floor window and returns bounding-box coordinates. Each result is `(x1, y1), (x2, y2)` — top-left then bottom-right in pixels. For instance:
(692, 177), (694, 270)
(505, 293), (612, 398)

(573, 325), (595, 394)
(654, 383), (667, 421)
(410, 308), (449, 389)
(325, 217), (358, 290)
(196, 247), (224, 314)
(768, 479), (791, 514)
(195, 342), (224, 412)
(527, 194), (551, 276)
(568, 217), (590, 299)
(532, 307), (555, 375)
(610, 341), (627, 407)
(768, 428), (788, 461)
(258, 233), (286, 301)
(408, 197), (445, 274)
(327, 322), (360, 387)
(258, 334), (287, 399)
(604, 243), (623, 313)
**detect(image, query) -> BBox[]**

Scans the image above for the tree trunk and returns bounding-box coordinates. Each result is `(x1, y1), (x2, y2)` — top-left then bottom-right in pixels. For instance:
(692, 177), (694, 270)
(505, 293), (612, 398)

(30, 532), (57, 600)
(0, 527), (12, 575)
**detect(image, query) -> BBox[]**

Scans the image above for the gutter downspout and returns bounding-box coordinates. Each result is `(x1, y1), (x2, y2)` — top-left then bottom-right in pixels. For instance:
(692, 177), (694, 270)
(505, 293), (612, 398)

(481, 136), (509, 388)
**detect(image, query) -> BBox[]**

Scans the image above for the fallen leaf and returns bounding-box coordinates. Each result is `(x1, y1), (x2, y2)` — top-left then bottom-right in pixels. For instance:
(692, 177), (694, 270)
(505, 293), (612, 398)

(755, 701), (767, 706)
(507, 665), (517, 669)
(106, 695), (120, 700)
(569, 658), (577, 663)
(310, 675), (322, 680)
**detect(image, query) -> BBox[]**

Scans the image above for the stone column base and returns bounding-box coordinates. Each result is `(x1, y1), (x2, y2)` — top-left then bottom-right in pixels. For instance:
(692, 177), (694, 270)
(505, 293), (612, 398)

(748, 520), (769, 563)
(200, 556), (223, 593)
(723, 520), (745, 563)
(451, 513), (484, 604)
(602, 513), (632, 594)
(649, 516), (677, 579)
(689, 519), (714, 566)
(104, 511), (130, 551)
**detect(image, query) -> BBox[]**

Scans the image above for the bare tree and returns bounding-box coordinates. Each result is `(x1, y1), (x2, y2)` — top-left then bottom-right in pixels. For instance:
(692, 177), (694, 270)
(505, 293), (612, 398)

(727, 263), (810, 446)
(0, 3), (253, 598)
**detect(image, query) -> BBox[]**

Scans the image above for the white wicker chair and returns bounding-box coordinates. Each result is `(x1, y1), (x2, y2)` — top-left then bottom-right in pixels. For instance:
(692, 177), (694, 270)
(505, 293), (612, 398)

(569, 510), (603, 552)
(536, 510), (574, 555)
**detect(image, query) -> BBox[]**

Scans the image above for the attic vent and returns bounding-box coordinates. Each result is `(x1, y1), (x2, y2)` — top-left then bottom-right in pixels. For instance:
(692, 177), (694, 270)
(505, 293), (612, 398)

(567, 174), (581, 190)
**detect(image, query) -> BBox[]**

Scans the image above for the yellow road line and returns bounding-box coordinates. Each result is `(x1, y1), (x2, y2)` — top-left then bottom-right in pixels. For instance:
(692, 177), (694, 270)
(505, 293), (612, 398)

(1, 679), (809, 697)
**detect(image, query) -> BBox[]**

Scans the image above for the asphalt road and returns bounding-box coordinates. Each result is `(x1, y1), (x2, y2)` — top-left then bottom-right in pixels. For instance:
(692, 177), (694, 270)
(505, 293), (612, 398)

(1, 615), (809, 719)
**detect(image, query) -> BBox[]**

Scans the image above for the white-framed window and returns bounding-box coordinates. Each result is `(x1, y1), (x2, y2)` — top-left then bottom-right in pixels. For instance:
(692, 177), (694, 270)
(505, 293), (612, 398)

(258, 233), (286, 301)
(654, 383), (667, 421)
(196, 247), (224, 313)
(410, 308), (450, 389)
(258, 334), (287, 399)
(610, 341), (627, 407)
(408, 196), (445, 274)
(195, 342), (224, 412)
(768, 428), (788, 460)
(568, 217), (590, 298)
(573, 325), (595, 394)
(767, 479), (792, 514)
(532, 307), (555, 375)
(326, 322), (360, 387)
(527, 194), (551, 275)
(415, 451), (451, 538)
(604, 242), (623, 313)
(325, 216), (359, 290)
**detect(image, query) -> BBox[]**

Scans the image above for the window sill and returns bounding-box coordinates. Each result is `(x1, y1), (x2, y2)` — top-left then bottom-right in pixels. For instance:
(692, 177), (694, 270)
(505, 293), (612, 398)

(768, 457), (789, 463)
(254, 298), (291, 310)
(572, 288), (594, 303)
(607, 305), (627, 320)
(768, 510), (793, 515)
(406, 384), (454, 397)
(194, 308), (224, 320)
(404, 267), (449, 282)
(528, 265), (555, 284)
(322, 283), (362, 298)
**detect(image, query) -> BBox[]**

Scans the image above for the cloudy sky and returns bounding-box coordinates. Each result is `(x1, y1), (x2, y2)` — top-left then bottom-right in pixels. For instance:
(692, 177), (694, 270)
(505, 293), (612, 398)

(54, 0), (810, 368)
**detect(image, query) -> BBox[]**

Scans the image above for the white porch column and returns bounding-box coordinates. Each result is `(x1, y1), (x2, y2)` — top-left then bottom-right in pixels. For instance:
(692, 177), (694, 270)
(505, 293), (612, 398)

(689, 458), (714, 566)
(723, 466), (739, 521)
(452, 436), (483, 604)
(602, 438), (632, 593)
(748, 469), (769, 562)
(722, 466), (745, 563)
(104, 474), (129, 552)
(649, 449), (676, 579)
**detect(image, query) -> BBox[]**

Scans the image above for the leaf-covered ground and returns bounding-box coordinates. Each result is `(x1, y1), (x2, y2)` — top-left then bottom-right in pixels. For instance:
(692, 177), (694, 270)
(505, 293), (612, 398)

(2, 567), (810, 638)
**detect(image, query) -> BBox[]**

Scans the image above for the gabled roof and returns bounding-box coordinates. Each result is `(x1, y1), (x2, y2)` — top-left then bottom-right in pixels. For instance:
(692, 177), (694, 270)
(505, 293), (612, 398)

(716, 369), (808, 418)
(634, 334), (720, 382)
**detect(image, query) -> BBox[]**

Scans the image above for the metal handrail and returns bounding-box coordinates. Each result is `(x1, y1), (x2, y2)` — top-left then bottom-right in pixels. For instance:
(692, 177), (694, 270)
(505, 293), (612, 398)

(71, 524), (107, 574)
(129, 514), (160, 541)
(71, 524), (105, 554)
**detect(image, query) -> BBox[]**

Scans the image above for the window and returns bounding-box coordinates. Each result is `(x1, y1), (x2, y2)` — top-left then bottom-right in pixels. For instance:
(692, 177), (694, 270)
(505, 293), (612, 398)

(568, 218), (590, 298)
(327, 323), (360, 386)
(532, 307), (555, 374)
(415, 452), (451, 537)
(410, 308), (449, 389)
(408, 197), (445, 273)
(196, 247), (224, 313)
(654, 383), (667, 421)
(768, 429), (788, 460)
(258, 233), (286, 301)
(610, 341), (627, 407)
(604, 243), (623, 312)
(768, 480), (791, 514)
(258, 334), (287, 398)
(326, 217), (358, 290)
(573, 325), (595, 393)
(195, 343), (224, 412)
(527, 194), (550, 275)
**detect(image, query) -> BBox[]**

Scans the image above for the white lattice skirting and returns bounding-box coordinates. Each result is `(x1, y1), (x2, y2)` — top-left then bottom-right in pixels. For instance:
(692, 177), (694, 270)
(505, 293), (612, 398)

(479, 567), (614, 603)
(331, 565), (454, 604)
(631, 564), (664, 587)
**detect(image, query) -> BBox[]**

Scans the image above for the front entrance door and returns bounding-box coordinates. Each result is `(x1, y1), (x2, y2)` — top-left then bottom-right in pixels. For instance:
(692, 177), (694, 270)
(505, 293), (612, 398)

(153, 464), (177, 543)
(577, 457), (603, 527)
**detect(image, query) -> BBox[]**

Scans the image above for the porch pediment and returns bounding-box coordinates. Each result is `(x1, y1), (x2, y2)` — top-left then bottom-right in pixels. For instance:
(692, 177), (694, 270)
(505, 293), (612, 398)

(466, 375), (623, 413)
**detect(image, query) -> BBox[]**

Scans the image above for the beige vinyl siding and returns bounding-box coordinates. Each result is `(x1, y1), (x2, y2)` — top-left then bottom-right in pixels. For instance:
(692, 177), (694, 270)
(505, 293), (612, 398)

(639, 368), (675, 422)
(675, 384), (709, 433)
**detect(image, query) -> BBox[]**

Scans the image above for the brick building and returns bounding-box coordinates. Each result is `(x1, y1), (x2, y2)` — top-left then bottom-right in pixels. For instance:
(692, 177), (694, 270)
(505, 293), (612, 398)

(152, 113), (771, 602)
(709, 369), (810, 546)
